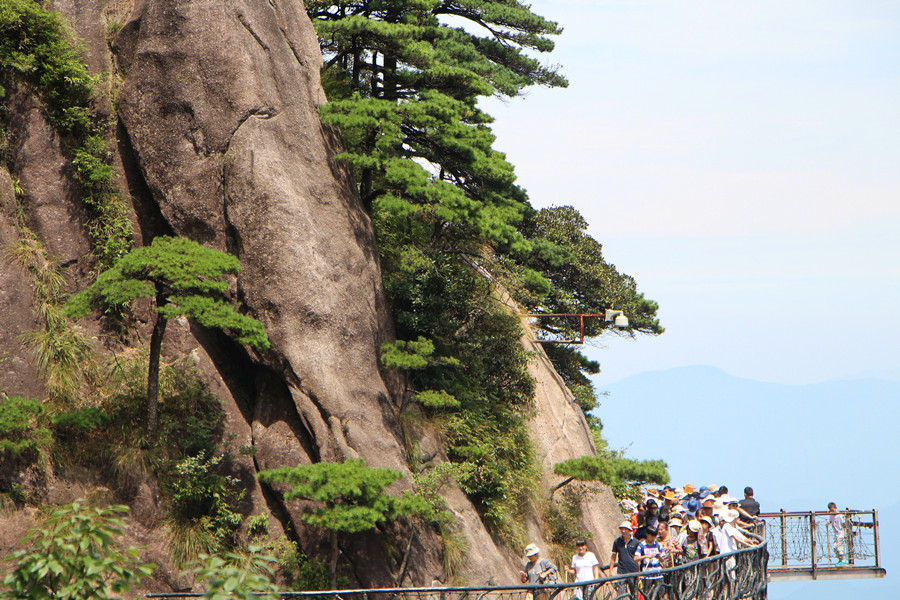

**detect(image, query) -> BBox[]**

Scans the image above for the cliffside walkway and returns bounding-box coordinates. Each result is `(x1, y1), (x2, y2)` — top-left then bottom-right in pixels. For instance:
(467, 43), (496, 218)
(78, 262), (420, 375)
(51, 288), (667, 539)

(761, 508), (886, 581)
(147, 544), (768, 600)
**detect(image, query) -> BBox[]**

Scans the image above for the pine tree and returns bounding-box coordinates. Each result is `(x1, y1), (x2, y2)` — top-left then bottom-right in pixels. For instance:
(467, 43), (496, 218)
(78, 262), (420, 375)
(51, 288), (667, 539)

(65, 237), (269, 446)
(258, 458), (429, 587)
(552, 456), (669, 494)
(310, 0), (567, 248)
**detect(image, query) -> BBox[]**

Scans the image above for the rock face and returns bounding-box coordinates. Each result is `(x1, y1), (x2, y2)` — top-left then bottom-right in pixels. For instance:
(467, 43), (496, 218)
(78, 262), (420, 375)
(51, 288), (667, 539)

(520, 319), (626, 565)
(0, 0), (624, 591)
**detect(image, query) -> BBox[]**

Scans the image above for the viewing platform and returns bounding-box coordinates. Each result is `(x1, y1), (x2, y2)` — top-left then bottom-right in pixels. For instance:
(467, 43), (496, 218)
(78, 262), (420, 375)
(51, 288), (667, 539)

(761, 508), (886, 582)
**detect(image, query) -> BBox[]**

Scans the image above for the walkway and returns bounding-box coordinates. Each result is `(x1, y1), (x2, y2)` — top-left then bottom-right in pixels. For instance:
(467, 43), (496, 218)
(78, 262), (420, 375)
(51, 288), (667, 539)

(148, 543), (768, 600)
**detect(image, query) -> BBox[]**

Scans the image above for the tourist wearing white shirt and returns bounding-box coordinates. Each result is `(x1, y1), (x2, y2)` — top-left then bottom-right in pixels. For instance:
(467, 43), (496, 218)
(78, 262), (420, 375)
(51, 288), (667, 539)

(565, 540), (603, 599)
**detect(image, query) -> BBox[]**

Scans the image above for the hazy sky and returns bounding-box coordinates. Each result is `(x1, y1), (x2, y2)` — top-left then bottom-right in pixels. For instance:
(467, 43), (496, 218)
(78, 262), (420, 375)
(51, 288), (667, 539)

(482, 0), (900, 386)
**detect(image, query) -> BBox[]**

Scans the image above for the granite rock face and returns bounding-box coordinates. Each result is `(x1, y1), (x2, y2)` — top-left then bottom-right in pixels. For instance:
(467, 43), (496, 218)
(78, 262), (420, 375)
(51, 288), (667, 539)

(0, 0), (624, 589)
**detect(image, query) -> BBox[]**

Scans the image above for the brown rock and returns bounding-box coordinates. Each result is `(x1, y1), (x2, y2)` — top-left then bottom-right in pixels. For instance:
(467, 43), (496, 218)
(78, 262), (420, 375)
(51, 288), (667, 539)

(116, 0), (444, 584)
(0, 168), (45, 399)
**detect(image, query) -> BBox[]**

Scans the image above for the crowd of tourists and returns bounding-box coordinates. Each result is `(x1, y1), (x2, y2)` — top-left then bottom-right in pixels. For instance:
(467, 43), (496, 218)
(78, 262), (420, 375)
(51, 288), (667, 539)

(519, 484), (763, 596)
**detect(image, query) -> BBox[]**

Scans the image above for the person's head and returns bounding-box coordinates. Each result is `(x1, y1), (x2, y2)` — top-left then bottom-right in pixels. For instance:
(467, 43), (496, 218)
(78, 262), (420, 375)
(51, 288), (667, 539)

(644, 527), (658, 542)
(828, 502), (837, 512)
(619, 521), (634, 540)
(720, 510), (739, 526)
(524, 543), (540, 560)
(647, 499), (658, 512)
(575, 540), (588, 555)
(687, 520), (701, 538)
(700, 516), (714, 530)
(716, 486), (728, 497)
(744, 486), (754, 498)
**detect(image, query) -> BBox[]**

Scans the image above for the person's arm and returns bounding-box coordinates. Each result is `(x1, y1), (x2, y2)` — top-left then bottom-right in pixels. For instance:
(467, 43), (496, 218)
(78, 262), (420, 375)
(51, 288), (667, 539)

(729, 525), (758, 546)
(538, 559), (558, 581)
(609, 553), (618, 573)
(593, 563), (601, 578)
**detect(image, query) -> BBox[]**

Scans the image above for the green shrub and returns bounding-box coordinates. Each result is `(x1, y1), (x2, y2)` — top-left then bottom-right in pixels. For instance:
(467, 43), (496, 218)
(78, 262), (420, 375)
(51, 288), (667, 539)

(166, 451), (244, 564)
(266, 539), (334, 591)
(189, 547), (279, 600)
(0, 396), (51, 463)
(545, 487), (591, 547)
(101, 351), (224, 456)
(51, 406), (109, 431)
(0, 501), (155, 600)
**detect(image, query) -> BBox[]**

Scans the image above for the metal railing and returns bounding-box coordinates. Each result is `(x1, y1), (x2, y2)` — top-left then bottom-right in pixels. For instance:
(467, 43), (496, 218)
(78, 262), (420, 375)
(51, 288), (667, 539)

(148, 543), (768, 600)
(760, 509), (882, 577)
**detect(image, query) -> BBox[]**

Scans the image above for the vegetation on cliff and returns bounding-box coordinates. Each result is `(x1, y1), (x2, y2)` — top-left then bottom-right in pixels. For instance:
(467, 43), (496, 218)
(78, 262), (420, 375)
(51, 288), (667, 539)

(0, 0), (671, 589)
(0, 0), (133, 266)
(309, 0), (665, 545)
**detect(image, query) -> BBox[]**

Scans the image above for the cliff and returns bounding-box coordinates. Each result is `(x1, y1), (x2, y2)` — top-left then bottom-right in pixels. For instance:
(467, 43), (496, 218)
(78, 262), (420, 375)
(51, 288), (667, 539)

(0, 0), (623, 590)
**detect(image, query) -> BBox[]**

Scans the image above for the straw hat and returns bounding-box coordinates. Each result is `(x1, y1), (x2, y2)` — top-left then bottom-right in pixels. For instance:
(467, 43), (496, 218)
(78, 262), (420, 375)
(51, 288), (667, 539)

(721, 510), (740, 524)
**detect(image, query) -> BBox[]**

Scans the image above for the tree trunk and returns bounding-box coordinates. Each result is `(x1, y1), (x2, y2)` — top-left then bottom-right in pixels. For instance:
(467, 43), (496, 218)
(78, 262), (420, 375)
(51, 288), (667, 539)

(146, 309), (168, 447)
(329, 528), (339, 589)
(551, 476), (575, 495)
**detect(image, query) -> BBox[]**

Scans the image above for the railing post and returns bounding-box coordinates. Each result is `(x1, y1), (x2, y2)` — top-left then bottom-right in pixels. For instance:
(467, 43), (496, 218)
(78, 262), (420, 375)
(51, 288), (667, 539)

(780, 510), (787, 567)
(874, 508), (882, 570)
(810, 511), (817, 579)
(847, 509), (855, 565)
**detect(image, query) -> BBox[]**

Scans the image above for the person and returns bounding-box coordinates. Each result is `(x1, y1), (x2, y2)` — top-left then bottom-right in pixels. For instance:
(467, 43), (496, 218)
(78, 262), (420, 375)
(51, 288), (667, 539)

(712, 510), (757, 588)
(634, 526), (667, 597)
(700, 498), (716, 521)
(657, 518), (681, 567)
(828, 502), (847, 566)
(739, 487), (760, 517)
(631, 501), (646, 530)
(698, 516), (717, 557)
(714, 510), (758, 553)
(521, 544), (558, 584)
(680, 520), (704, 562)
(609, 521), (641, 597)
(645, 485), (661, 505)
(644, 499), (660, 529)
(565, 540), (602, 598)
(684, 498), (701, 522)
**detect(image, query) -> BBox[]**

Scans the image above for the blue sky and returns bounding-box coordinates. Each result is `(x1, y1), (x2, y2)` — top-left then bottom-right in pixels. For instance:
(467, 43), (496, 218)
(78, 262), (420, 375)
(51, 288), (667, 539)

(482, 0), (900, 386)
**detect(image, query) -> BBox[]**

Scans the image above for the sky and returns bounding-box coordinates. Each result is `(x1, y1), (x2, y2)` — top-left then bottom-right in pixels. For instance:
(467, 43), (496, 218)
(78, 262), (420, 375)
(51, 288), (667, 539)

(479, 2), (899, 598)
(481, 0), (900, 387)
